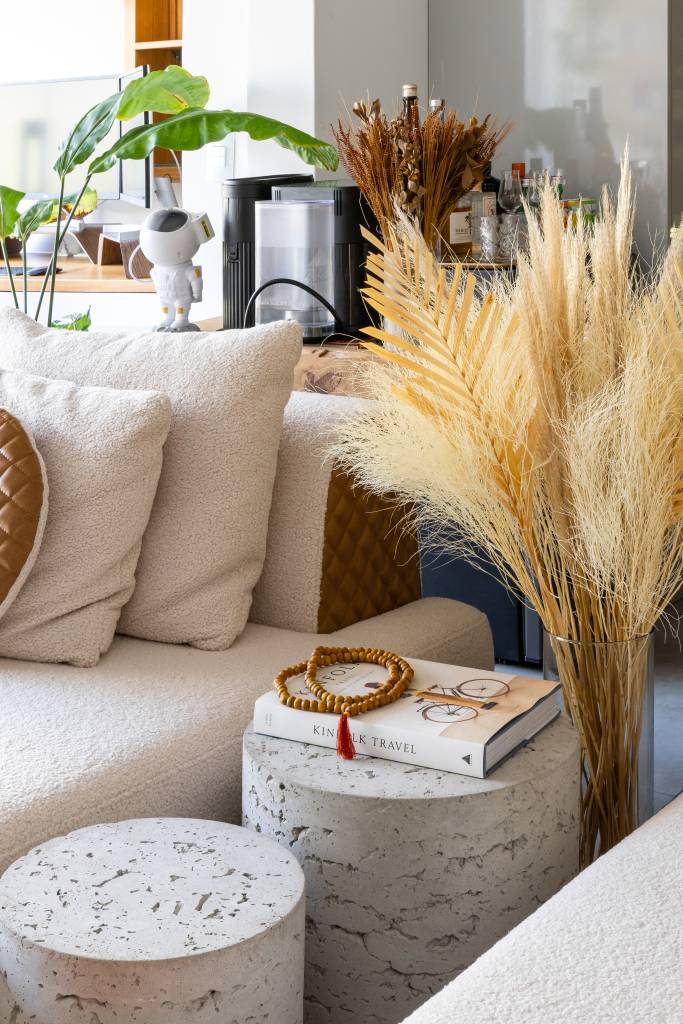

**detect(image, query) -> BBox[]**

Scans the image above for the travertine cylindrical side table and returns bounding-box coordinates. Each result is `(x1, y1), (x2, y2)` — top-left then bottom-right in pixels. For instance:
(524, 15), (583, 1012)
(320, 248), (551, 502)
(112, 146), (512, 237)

(0, 818), (305, 1024)
(243, 717), (579, 1024)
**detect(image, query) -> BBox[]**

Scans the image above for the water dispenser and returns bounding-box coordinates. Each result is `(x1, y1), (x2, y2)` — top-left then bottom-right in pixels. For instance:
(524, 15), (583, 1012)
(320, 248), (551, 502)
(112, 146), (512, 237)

(253, 199), (336, 341)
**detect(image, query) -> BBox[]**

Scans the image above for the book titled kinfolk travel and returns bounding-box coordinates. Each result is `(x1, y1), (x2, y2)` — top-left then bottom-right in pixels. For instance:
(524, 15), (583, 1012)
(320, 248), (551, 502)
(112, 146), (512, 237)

(253, 659), (563, 778)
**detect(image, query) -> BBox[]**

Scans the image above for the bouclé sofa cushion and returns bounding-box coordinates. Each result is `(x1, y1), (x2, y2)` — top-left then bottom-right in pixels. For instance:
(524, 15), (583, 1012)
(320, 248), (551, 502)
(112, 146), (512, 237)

(0, 369), (171, 667)
(0, 310), (302, 650)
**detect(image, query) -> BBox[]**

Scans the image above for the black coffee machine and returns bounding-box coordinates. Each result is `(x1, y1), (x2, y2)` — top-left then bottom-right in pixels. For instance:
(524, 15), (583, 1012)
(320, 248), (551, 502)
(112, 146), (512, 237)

(222, 176), (375, 342)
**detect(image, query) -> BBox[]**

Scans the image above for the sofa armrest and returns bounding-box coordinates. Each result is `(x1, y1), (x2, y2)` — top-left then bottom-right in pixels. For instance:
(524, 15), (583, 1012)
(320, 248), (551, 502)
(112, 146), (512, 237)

(250, 391), (421, 633)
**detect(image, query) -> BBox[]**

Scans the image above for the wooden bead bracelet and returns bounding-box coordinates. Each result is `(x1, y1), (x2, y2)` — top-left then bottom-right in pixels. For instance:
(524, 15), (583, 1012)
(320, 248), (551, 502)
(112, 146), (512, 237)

(274, 645), (414, 759)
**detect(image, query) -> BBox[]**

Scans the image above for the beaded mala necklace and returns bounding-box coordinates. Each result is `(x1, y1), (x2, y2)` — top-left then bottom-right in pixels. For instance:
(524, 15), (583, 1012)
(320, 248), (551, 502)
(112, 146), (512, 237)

(274, 645), (414, 759)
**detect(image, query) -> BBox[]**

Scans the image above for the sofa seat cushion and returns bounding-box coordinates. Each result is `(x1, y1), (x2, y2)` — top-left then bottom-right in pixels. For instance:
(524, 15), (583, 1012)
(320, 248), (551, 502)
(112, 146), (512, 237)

(0, 596), (491, 872)
(401, 789), (683, 1024)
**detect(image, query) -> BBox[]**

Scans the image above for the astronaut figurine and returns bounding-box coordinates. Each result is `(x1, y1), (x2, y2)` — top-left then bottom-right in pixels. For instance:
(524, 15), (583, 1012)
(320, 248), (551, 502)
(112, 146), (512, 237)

(139, 207), (215, 332)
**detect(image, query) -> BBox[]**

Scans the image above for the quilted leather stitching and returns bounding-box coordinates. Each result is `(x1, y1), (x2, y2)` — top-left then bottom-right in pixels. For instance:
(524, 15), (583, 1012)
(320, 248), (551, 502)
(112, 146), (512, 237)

(318, 468), (421, 633)
(0, 410), (45, 597)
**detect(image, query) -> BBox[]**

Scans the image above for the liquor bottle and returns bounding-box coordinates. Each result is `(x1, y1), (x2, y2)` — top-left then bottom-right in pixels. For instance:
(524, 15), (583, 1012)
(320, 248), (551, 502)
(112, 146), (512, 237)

(481, 162), (500, 217)
(402, 84), (420, 127)
(551, 168), (566, 199)
(468, 190), (484, 254)
(449, 196), (472, 256)
(429, 97), (445, 122)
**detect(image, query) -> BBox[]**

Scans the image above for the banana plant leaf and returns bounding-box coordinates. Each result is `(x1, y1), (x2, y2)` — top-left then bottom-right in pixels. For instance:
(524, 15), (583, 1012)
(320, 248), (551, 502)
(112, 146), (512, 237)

(88, 108), (339, 175)
(54, 67), (210, 179)
(0, 186), (26, 238)
(117, 65), (209, 120)
(54, 93), (122, 179)
(13, 199), (55, 242)
(32, 188), (98, 230)
(63, 185), (98, 218)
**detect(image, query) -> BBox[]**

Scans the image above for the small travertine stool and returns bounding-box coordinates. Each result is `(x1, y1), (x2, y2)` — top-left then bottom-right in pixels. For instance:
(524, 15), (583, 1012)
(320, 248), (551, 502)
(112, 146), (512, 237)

(243, 718), (580, 1024)
(0, 818), (305, 1024)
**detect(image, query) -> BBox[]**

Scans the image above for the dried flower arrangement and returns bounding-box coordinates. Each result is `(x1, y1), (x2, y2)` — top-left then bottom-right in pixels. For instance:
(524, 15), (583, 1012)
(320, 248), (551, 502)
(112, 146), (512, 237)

(333, 98), (509, 247)
(331, 155), (683, 865)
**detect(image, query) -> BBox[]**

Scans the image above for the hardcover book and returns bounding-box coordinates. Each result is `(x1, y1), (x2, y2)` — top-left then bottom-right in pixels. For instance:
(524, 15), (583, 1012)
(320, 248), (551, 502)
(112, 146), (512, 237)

(253, 658), (562, 777)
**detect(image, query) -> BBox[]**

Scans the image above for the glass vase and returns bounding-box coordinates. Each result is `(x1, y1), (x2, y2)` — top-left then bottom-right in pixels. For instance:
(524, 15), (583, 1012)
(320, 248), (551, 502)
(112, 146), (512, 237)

(543, 631), (654, 867)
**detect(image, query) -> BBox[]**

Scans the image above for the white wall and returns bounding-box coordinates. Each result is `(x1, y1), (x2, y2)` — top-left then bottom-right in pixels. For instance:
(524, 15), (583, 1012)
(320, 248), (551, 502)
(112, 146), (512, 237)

(183, 0), (316, 320)
(314, 0), (429, 177)
(428, 0), (668, 262)
(245, 1), (316, 177)
(181, 0), (249, 322)
(181, 0), (429, 318)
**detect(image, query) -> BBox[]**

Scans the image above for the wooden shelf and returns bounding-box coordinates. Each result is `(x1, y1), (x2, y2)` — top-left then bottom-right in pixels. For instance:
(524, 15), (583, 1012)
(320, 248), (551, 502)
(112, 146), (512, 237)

(0, 259), (154, 294)
(135, 38), (182, 49)
(125, 0), (183, 70)
(125, 1), (184, 172)
(154, 163), (181, 180)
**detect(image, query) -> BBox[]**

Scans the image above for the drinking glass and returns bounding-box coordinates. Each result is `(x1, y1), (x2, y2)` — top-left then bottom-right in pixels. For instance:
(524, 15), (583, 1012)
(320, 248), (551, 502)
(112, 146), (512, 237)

(498, 169), (522, 214)
(528, 172), (542, 211)
(479, 215), (499, 261)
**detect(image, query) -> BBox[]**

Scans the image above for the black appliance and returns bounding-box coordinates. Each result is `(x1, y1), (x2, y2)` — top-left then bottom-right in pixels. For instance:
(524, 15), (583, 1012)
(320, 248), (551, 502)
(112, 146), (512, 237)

(222, 174), (313, 330)
(222, 176), (375, 341)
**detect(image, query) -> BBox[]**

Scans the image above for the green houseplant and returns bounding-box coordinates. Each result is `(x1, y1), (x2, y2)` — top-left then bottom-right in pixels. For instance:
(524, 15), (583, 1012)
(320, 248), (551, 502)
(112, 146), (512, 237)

(1, 65), (338, 325)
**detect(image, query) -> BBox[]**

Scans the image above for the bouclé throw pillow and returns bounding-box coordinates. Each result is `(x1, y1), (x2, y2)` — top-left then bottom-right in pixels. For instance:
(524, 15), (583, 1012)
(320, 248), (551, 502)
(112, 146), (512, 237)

(0, 310), (302, 650)
(0, 369), (172, 667)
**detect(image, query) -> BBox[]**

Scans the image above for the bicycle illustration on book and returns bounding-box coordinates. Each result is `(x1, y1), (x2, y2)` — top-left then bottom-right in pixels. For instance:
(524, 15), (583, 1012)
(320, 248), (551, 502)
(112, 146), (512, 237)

(404, 678), (511, 724)
(420, 701), (478, 724)
(294, 669), (514, 726)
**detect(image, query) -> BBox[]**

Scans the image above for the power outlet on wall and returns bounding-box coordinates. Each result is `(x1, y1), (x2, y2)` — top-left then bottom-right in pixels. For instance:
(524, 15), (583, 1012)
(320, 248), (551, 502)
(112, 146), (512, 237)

(206, 142), (236, 182)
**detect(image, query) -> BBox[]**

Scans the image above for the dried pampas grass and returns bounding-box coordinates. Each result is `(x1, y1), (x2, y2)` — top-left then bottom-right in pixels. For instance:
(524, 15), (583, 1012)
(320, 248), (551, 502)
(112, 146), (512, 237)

(332, 153), (683, 863)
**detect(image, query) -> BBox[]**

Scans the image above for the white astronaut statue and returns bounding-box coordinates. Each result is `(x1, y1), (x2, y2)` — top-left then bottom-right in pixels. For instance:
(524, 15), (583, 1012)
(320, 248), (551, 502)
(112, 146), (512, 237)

(139, 208), (215, 332)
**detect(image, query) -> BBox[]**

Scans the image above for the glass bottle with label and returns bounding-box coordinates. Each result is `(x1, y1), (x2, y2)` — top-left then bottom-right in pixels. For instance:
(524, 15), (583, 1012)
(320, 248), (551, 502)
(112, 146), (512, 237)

(468, 190), (483, 254)
(429, 97), (445, 122)
(481, 162), (499, 217)
(449, 196), (472, 256)
(551, 168), (566, 199)
(402, 84), (420, 127)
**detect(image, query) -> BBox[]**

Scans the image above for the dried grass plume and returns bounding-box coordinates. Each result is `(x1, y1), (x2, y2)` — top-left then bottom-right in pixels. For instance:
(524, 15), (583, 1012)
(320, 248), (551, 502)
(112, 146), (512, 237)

(331, 154), (683, 862)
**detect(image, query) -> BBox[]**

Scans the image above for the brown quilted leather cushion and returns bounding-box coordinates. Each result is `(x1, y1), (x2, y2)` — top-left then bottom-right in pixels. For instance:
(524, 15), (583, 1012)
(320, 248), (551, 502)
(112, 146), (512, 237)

(318, 468), (421, 633)
(0, 408), (47, 616)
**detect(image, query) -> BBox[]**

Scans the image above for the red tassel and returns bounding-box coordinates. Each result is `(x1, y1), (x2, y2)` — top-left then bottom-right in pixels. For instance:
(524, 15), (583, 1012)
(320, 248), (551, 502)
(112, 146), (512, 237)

(336, 713), (356, 759)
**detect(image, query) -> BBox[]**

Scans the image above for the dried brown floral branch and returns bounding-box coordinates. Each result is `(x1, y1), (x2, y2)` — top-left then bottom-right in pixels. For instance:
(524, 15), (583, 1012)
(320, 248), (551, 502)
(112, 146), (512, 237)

(333, 97), (510, 246)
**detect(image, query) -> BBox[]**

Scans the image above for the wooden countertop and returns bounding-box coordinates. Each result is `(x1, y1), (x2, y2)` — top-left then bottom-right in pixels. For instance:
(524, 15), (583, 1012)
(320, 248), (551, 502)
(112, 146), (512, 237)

(0, 258), (155, 294)
(197, 317), (377, 397)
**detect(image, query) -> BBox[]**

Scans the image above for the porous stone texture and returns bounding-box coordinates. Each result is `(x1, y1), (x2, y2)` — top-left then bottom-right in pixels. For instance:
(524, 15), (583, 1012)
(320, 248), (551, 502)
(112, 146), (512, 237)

(0, 818), (305, 1024)
(243, 717), (580, 1024)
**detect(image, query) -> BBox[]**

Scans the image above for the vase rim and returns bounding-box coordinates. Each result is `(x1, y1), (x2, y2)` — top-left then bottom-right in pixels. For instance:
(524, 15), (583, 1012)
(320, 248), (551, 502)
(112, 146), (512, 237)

(545, 630), (653, 646)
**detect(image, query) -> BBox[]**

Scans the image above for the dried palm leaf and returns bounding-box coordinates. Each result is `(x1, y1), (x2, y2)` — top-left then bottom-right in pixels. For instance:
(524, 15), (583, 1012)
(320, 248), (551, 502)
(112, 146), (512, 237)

(332, 156), (683, 864)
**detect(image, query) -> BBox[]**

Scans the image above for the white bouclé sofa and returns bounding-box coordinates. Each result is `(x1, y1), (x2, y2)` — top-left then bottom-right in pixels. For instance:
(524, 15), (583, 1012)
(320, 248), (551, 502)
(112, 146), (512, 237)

(0, 391), (493, 873)
(401, 792), (683, 1023)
